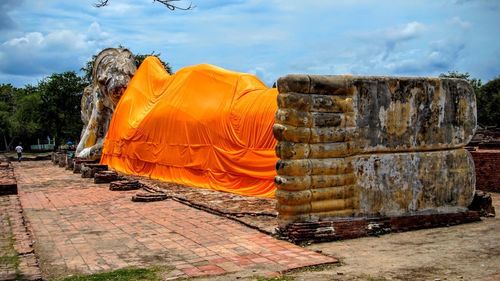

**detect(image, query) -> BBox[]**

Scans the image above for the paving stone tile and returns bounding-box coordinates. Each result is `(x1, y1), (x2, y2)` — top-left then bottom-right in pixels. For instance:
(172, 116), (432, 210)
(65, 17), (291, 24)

(8, 161), (337, 279)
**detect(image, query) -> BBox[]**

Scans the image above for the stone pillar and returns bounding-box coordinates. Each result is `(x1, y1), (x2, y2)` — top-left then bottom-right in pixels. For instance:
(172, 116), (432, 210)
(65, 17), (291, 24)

(57, 152), (67, 167)
(65, 151), (76, 170)
(274, 75), (477, 228)
(73, 158), (96, 174)
(81, 164), (108, 178)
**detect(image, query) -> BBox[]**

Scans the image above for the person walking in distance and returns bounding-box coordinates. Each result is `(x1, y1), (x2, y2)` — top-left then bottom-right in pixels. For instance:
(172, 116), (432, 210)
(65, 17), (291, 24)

(15, 143), (23, 162)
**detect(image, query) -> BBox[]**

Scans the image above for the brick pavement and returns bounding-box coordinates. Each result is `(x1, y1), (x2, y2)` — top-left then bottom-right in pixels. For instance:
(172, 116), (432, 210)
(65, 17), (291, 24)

(13, 161), (337, 279)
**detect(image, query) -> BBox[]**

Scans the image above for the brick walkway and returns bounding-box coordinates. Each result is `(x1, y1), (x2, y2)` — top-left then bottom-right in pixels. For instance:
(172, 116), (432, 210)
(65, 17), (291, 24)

(13, 161), (336, 279)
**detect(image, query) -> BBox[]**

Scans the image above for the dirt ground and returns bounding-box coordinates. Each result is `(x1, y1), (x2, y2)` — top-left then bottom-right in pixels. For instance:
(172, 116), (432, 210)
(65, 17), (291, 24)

(283, 193), (500, 281)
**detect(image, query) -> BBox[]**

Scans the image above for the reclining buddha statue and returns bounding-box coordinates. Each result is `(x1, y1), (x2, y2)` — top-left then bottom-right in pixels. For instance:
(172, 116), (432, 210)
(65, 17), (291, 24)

(77, 48), (279, 197)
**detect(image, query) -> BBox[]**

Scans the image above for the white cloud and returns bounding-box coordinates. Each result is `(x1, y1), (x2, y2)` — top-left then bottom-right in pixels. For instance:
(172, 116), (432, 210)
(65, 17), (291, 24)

(247, 66), (275, 86)
(0, 22), (113, 78)
(449, 16), (471, 29)
(354, 21), (428, 62)
(381, 22), (427, 60)
(3, 32), (44, 47)
(384, 21), (426, 42)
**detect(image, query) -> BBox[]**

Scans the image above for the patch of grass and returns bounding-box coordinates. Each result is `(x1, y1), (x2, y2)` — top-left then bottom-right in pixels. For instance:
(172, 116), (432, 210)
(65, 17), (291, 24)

(57, 267), (163, 281)
(362, 276), (388, 281)
(256, 277), (295, 281)
(0, 255), (19, 265)
(0, 216), (21, 279)
(282, 262), (340, 274)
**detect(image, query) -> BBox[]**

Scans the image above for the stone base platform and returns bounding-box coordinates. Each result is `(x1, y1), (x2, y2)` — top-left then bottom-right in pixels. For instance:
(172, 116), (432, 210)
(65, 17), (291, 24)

(278, 211), (481, 244)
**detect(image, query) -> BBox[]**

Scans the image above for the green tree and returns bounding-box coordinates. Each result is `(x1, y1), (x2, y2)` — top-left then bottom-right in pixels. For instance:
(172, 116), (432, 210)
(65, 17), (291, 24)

(477, 77), (500, 127)
(10, 85), (44, 145)
(0, 84), (16, 150)
(439, 71), (482, 91)
(36, 71), (88, 144)
(134, 52), (173, 74)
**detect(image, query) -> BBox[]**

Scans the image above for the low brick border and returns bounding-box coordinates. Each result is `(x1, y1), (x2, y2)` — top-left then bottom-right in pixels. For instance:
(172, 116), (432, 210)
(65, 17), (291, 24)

(278, 211), (481, 244)
(5, 195), (42, 281)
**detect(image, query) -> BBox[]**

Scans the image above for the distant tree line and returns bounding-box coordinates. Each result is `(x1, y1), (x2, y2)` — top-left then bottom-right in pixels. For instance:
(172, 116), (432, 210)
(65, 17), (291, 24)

(0, 72), (86, 151)
(0, 50), (171, 151)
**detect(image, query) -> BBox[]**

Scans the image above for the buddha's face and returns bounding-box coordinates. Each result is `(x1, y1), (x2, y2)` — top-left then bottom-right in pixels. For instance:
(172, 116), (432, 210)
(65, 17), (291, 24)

(96, 50), (137, 106)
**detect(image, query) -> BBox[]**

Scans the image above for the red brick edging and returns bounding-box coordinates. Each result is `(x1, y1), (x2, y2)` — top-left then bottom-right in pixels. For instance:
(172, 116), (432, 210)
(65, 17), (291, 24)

(6, 195), (42, 280)
(279, 211), (481, 243)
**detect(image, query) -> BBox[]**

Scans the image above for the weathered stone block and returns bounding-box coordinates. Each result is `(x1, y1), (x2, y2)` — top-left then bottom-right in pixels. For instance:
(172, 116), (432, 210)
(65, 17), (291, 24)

(58, 153), (67, 167)
(94, 171), (122, 184)
(277, 93), (353, 113)
(275, 109), (344, 128)
(110, 180), (142, 191)
(81, 164), (108, 178)
(276, 141), (353, 159)
(468, 190), (495, 217)
(274, 75), (477, 228)
(274, 124), (353, 144)
(353, 77), (476, 151)
(353, 149), (475, 216)
(276, 158), (352, 176)
(73, 158), (96, 174)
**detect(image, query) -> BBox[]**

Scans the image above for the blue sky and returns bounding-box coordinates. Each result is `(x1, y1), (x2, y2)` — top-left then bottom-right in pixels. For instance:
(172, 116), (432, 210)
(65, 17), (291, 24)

(0, 0), (499, 87)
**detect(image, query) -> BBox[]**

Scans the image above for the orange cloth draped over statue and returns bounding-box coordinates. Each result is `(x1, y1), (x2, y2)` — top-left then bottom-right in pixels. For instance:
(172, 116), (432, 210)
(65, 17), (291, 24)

(101, 56), (278, 197)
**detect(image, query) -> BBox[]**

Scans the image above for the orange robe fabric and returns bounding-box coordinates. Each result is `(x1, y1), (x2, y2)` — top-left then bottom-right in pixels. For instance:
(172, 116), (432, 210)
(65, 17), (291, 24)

(101, 56), (278, 197)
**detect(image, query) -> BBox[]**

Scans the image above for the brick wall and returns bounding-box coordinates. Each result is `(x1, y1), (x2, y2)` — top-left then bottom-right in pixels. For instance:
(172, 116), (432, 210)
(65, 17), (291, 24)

(470, 149), (500, 193)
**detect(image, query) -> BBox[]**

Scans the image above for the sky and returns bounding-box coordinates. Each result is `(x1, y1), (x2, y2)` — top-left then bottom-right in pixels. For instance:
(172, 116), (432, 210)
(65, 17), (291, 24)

(0, 0), (499, 87)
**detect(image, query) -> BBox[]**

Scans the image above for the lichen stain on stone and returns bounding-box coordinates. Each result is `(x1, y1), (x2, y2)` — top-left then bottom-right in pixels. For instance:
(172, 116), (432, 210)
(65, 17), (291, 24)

(353, 78), (475, 151)
(354, 154), (420, 215)
(380, 100), (412, 137)
(353, 149), (474, 216)
(456, 98), (469, 126)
